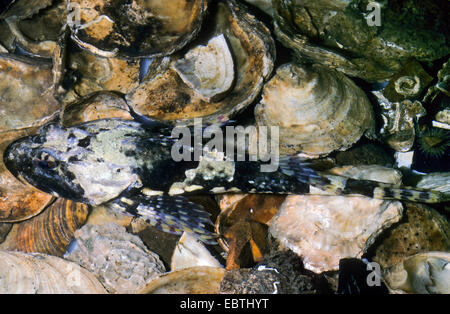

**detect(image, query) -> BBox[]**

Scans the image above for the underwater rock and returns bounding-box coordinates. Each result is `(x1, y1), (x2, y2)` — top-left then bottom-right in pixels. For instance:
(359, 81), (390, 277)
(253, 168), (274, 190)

(372, 202), (450, 268)
(269, 195), (403, 273)
(255, 63), (375, 157)
(220, 266), (285, 294)
(64, 223), (165, 294)
(335, 143), (394, 167)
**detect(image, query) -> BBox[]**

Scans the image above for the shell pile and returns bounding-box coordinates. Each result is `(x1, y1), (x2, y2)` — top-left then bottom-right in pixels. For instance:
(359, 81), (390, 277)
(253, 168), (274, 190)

(0, 0), (449, 295)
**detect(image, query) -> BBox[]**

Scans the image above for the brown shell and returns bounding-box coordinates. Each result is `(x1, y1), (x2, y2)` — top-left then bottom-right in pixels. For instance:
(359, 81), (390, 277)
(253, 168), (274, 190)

(0, 53), (61, 133)
(0, 129), (54, 222)
(0, 199), (89, 257)
(138, 267), (226, 294)
(68, 0), (208, 58)
(2, 0), (66, 58)
(126, 0), (276, 125)
(0, 0), (52, 20)
(62, 91), (133, 127)
(58, 47), (141, 103)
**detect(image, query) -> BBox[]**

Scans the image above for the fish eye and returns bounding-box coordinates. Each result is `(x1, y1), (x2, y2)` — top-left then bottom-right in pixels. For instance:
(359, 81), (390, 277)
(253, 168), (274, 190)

(33, 152), (58, 170)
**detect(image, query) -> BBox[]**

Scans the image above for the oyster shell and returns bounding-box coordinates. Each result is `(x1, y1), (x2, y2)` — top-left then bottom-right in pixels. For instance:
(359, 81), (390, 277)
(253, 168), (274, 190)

(373, 202), (450, 268)
(242, 0), (274, 16)
(126, 0), (275, 125)
(0, 53), (61, 133)
(383, 252), (450, 294)
(2, 0), (66, 58)
(0, 0), (52, 20)
(173, 34), (235, 103)
(138, 267), (226, 294)
(0, 251), (107, 294)
(57, 46), (141, 104)
(255, 63), (375, 157)
(0, 199), (89, 257)
(64, 223), (166, 294)
(269, 195), (403, 273)
(272, 0), (450, 82)
(62, 91), (133, 127)
(0, 128), (54, 222)
(67, 0), (208, 58)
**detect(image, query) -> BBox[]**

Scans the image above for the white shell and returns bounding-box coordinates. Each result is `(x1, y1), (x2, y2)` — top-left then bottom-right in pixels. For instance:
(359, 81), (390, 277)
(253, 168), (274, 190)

(255, 63), (375, 157)
(329, 165), (403, 186)
(383, 252), (450, 294)
(269, 195), (403, 273)
(0, 251), (106, 294)
(173, 34), (235, 103)
(171, 232), (223, 271)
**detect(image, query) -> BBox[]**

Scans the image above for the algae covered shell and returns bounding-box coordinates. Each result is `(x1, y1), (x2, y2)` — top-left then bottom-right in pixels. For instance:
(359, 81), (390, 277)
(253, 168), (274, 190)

(0, 250), (107, 294)
(67, 0), (208, 58)
(126, 0), (276, 125)
(272, 0), (450, 82)
(255, 63), (375, 157)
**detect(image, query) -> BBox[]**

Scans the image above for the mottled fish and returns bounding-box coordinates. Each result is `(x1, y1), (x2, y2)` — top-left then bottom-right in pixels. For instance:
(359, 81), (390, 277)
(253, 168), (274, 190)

(4, 119), (449, 243)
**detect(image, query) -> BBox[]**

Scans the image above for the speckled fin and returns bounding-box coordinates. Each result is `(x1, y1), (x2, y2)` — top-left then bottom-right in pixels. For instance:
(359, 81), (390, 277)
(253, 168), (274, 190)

(112, 193), (218, 245)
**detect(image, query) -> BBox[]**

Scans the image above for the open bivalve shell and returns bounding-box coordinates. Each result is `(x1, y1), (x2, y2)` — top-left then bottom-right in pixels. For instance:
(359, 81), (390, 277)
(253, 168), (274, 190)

(255, 63), (375, 157)
(67, 0), (208, 58)
(383, 252), (450, 294)
(126, 0), (276, 125)
(0, 250), (107, 294)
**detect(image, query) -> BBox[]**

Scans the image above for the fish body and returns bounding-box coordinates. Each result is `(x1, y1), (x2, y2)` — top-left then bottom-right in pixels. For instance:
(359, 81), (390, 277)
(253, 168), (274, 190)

(4, 119), (449, 243)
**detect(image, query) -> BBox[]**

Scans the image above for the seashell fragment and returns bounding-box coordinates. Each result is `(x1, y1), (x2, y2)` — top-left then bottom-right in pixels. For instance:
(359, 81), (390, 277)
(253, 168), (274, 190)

(0, 0), (52, 20)
(126, 0), (275, 125)
(67, 0), (208, 58)
(173, 34), (235, 103)
(64, 223), (165, 294)
(255, 63), (375, 157)
(171, 232), (223, 271)
(383, 252), (450, 294)
(0, 199), (89, 257)
(0, 251), (107, 294)
(62, 91), (133, 127)
(0, 129), (54, 222)
(0, 53), (61, 133)
(373, 202), (450, 268)
(138, 267), (226, 294)
(269, 195), (403, 273)
(242, 0), (274, 16)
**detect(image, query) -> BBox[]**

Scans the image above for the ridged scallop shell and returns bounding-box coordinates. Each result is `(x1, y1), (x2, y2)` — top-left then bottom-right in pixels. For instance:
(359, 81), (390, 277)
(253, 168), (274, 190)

(0, 250), (106, 294)
(255, 63), (375, 157)
(126, 0), (275, 125)
(68, 0), (208, 58)
(0, 199), (89, 257)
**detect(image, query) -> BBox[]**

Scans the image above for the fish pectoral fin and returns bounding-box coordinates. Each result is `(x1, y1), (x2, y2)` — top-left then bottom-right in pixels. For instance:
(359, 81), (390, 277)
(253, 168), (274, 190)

(279, 155), (331, 188)
(112, 193), (218, 245)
